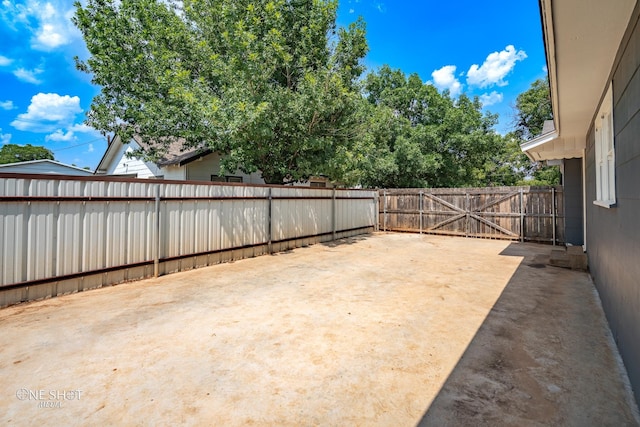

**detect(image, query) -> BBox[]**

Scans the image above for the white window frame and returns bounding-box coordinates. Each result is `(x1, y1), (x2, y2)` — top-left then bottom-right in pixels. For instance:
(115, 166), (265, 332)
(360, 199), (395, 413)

(593, 85), (616, 208)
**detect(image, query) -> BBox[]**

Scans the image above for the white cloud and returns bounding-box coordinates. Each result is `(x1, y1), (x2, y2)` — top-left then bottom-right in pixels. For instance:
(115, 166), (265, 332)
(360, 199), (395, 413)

(0, 55), (13, 66)
(46, 123), (99, 143)
(467, 45), (527, 88)
(13, 67), (44, 84)
(0, 128), (11, 145)
(33, 2), (80, 50)
(87, 143), (94, 153)
(11, 93), (82, 132)
(68, 123), (93, 133)
(36, 23), (67, 49)
(0, 1), (27, 29)
(431, 65), (463, 97)
(0, 0), (80, 50)
(0, 100), (15, 110)
(479, 91), (504, 107)
(46, 129), (75, 141)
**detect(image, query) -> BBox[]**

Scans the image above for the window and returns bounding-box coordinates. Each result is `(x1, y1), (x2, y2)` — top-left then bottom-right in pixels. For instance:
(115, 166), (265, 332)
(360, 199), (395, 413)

(211, 175), (243, 183)
(594, 85), (616, 208)
(309, 181), (327, 188)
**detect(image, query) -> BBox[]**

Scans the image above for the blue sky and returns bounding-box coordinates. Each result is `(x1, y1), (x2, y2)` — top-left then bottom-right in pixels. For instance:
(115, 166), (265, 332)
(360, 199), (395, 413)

(0, 0), (547, 170)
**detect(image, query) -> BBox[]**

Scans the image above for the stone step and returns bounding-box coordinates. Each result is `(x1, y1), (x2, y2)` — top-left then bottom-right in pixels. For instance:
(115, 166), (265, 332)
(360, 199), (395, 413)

(548, 247), (588, 271)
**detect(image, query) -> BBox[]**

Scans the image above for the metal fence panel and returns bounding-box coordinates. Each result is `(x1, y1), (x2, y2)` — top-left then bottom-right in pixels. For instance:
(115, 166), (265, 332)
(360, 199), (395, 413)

(0, 175), (376, 302)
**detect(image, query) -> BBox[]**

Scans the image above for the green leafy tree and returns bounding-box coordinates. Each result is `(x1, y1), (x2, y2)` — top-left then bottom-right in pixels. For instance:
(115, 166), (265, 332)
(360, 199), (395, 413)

(512, 78), (560, 185)
(0, 144), (55, 164)
(513, 78), (553, 140)
(74, 0), (368, 184)
(359, 65), (502, 188)
(482, 132), (529, 186)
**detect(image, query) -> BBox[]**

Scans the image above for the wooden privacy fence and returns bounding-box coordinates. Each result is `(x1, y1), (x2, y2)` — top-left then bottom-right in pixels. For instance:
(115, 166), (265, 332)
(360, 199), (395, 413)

(379, 186), (564, 244)
(0, 174), (376, 307)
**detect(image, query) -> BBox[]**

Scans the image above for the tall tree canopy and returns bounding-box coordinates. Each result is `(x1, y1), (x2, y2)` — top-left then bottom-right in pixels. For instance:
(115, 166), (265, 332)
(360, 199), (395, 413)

(0, 144), (55, 165)
(358, 65), (503, 188)
(513, 78), (553, 140)
(74, 0), (368, 183)
(511, 78), (560, 185)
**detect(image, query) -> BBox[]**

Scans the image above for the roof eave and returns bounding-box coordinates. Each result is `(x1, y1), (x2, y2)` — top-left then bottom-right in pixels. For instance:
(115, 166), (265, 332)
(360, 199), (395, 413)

(94, 134), (122, 175)
(520, 0), (561, 161)
(539, 0), (560, 137)
(520, 131), (560, 161)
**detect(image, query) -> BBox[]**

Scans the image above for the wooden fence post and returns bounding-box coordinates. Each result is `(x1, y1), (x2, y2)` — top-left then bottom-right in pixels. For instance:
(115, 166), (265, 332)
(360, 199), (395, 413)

(419, 190), (423, 234)
(552, 187), (556, 246)
(520, 188), (525, 243)
(383, 190), (387, 232)
(465, 191), (470, 237)
(375, 190), (380, 232)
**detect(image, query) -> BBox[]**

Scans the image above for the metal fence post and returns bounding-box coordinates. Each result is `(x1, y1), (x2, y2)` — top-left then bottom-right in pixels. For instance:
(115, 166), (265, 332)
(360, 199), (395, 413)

(268, 187), (273, 254)
(154, 184), (161, 277)
(332, 187), (337, 241)
(520, 188), (525, 243)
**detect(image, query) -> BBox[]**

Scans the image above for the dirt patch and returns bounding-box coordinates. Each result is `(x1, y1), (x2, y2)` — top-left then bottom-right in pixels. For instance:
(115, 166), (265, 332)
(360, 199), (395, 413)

(0, 233), (637, 426)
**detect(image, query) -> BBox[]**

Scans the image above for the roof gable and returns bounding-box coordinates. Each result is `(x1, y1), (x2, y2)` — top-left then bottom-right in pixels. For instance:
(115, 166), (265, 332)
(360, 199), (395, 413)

(96, 134), (213, 174)
(131, 135), (212, 166)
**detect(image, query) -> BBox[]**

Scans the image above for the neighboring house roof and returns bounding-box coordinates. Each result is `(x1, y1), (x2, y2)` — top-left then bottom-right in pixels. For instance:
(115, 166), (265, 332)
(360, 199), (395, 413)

(95, 134), (212, 174)
(131, 135), (212, 167)
(522, 0), (636, 161)
(0, 159), (94, 176)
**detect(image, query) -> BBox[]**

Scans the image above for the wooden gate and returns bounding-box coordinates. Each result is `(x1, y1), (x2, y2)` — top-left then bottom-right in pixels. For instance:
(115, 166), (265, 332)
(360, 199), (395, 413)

(379, 186), (564, 244)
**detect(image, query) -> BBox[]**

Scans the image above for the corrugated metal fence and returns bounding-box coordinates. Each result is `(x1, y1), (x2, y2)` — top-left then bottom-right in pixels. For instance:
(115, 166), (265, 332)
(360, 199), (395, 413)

(379, 186), (564, 244)
(0, 174), (376, 307)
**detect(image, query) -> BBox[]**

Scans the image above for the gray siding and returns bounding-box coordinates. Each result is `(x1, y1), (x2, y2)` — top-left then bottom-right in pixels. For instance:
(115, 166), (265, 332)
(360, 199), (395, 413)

(563, 158), (583, 245)
(586, 6), (640, 405)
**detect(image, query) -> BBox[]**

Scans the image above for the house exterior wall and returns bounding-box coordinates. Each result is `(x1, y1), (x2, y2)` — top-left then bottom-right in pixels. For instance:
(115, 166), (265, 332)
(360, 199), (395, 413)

(563, 158), (583, 245)
(185, 153), (264, 184)
(161, 165), (186, 180)
(98, 138), (264, 183)
(586, 6), (640, 405)
(109, 142), (161, 178)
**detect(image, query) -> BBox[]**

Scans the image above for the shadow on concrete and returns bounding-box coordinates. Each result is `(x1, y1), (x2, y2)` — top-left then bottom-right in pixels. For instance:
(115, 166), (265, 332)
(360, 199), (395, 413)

(416, 242), (639, 426)
(266, 234), (372, 257)
(321, 234), (371, 248)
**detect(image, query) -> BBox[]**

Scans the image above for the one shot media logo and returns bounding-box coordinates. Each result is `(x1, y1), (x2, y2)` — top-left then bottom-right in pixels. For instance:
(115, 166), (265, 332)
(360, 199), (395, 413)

(15, 389), (83, 408)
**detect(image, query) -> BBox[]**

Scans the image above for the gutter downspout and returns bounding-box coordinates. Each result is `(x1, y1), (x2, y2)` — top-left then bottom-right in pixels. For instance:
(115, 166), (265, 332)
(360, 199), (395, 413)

(582, 149), (587, 251)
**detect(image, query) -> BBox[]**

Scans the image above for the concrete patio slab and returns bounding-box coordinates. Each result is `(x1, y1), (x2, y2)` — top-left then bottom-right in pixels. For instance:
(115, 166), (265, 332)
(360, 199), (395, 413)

(0, 233), (637, 426)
